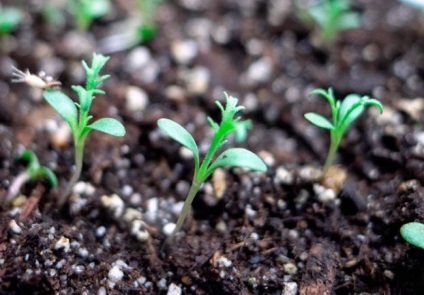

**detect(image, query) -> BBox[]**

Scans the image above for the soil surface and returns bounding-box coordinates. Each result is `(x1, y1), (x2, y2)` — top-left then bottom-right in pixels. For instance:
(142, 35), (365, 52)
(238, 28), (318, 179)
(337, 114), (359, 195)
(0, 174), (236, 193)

(1, 0), (424, 294)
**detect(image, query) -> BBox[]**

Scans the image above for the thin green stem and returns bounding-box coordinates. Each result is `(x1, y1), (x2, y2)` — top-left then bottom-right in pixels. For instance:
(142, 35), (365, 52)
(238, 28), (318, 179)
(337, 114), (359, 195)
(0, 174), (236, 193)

(59, 139), (85, 206)
(322, 132), (340, 175)
(169, 180), (202, 238)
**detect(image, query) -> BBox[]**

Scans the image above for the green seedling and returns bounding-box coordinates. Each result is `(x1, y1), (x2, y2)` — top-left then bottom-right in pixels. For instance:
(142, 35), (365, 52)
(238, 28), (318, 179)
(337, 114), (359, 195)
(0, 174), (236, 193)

(401, 222), (424, 250)
(66, 0), (110, 31)
(158, 93), (267, 237)
(6, 149), (57, 204)
(0, 6), (23, 35)
(304, 88), (383, 176)
(296, 0), (361, 43)
(12, 53), (126, 205)
(98, 0), (162, 53)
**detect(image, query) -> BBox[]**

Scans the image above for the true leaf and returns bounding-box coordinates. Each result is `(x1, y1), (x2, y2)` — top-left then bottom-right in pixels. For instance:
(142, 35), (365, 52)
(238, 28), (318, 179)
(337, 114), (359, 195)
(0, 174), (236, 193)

(43, 90), (78, 130)
(338, 94), (364, 128)
(208, 148), (267, 175)
(158, 118), (199, 167)
(400, 222), (424, 250)
(304, 113), (334, 130)
(87, 118), (126, 137)
(38, 167), (58, 187)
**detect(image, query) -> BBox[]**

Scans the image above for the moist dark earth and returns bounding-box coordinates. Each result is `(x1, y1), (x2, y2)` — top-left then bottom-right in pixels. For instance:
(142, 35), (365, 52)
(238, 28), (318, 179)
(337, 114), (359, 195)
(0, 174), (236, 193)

(1, 0), (424, 294)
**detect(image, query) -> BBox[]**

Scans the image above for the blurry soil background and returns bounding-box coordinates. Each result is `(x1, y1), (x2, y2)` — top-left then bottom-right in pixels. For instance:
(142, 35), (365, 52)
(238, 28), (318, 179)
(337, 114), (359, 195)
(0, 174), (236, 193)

(1, 0), (424, 294)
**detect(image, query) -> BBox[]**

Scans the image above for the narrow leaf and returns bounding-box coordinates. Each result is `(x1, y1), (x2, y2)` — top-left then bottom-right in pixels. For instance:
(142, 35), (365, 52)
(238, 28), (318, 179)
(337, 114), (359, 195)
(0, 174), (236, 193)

(304, 113), (334, 130)
(337, 12), (361, 30)
(338, 94), (363, 126)
(400, 222), (424, 250)
(363, 98), (384, 114)
(208, 148), (267, 175)
(38, 167), (58, 187)
(43, 90), (78, 129)
(87, 118), (126, 137)
(157, 118), (199, 167)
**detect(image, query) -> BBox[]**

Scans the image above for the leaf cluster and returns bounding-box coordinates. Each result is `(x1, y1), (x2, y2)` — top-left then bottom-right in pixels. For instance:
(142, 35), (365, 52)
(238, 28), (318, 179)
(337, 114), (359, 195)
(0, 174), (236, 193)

(65, 0), (110, 31)
(296, 0), (361, 43)
(158, 93), (266, 184)
(20, 150), (57, 187)
(0, 6), (23, 35)
(401, 222), (424, 250)
(43, 53), (125, 144)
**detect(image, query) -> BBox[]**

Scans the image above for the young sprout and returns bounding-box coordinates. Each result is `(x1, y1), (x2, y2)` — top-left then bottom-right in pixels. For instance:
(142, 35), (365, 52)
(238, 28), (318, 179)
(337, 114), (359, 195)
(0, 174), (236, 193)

(6, 149), (57, 204)
(66, 0), (110, 31)
(0, 5), (23, 36)
(98, 0), (162, 53)
(296, 0), (361, 43)
(158, 93), (267, 237)
(13, 53), (126, 205)
(304, 88), (383, 176)
(401, 222), (424, 250)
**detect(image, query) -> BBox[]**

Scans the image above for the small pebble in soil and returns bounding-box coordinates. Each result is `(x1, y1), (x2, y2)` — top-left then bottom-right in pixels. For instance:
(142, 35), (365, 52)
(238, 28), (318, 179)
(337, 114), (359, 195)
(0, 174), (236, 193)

(165, 85), (187, 104)
(125, 86), (149, 113)
(101, 194), (125, 219)
(50, 121), (71, 149)
(384, 270), (395, 280)
(283, 282), (298, 295)
(73, 181), (95, 196)
(313, 183), (336, 203)
(217, 256), (233, 268)
(274, 166), (294, 185)
(123, 208), (143, 223)
(157, 278), (168, 290)
(72, 264), (85, 275)
(171, 39), (198, 65)
(215, 220), (227, 234)
(163, 223), (176, 236)
(167, 283), (182, 295)
(96, 226), (107, 238)
(212, 168), (227, 199)
(108, 265), (124, 285)
(145, 197), (159, 223)
(131, 220), (150, 242)
(258, 150), (275, 167)
(54, 236), (70, 252)
(245, 57), (273, 85)
(184, 66), (210, 95)
(98, 286), (107, 295)
(9, 219), (22, 234)
(297, 165), (321, 182)
(245, 204), (257, 219)
(283, 263), (298, 275)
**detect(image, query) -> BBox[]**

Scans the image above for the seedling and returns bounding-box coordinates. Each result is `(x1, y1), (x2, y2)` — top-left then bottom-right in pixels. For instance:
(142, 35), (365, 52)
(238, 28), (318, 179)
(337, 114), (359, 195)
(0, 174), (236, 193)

(98, 0), (162, 53)
(12, 53), (126, 205)
(304, 88), (383, 176)
(0, 6), (23, 35)
(6, 149), (57, 204)
(401, 222), (424, 250)
(66, 0), (110, 31)
(158, 93), (267, 236)
(296, 0), (361, 43)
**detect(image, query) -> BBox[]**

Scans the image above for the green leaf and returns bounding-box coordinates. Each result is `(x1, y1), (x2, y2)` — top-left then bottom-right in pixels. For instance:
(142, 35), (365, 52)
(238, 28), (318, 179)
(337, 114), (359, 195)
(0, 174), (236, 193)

(363, 97), (384, 114)
(43, 90), (78, 130)
(304, 113), (334, 130)
(338, 94), (364, 127)
(337, 12), (361, 30)
(87, 118), (126, 137)
(0, 7), (22, 33)
(38, 167), (58, 187)
(400, 222), (424, 250)
(20, 150), (40, 172)
(208, 148), (267, 175)
(157, 118), (199, 168)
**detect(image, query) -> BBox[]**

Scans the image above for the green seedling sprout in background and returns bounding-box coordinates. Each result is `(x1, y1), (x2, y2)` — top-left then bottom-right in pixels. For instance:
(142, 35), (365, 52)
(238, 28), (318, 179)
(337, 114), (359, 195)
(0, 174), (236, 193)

(6, 149), (57, 204)
(98, 0), (163, 53)
(296, 0), (361, 43)
(12, 53), (126, 205)
(0, 5), (23, 51)
(401, 222), (424, 250)
(304, 88), (383, 176)
(158, 93), (267, 237)
(66, 0), (110, 31)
